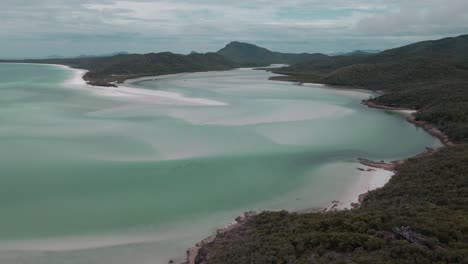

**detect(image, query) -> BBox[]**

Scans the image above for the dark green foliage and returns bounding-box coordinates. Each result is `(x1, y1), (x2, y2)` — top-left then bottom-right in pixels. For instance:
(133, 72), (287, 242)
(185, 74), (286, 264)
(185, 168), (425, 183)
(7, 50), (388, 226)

(277, 53), (370, 75)
(197, 147), (468, 264)
(320, 57), (466, 89)
(275, 34), (468, 89)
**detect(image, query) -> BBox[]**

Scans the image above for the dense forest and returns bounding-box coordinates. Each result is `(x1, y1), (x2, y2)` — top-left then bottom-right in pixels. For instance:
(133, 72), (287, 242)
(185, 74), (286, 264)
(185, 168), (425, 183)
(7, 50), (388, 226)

(192, 35), (468, 263)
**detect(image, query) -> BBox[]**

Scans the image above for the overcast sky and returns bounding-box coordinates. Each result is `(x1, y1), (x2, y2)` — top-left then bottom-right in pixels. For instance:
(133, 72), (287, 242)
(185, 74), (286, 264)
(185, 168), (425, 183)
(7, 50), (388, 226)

(1, 0), (468, 58)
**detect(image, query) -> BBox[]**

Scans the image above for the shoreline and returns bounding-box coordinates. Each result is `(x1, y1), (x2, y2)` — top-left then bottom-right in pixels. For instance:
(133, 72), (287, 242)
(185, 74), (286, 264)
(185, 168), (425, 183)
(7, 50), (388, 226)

(178, 74), (453, 264)
(54, 64), (89, 87)
(114, 70), (403, 217)
(121, 68), (239, 88)
(179, 211), (258, 264)
(334, 165), (394, 210)
(0, 63), (90, 88)
(179, 164), (396, 264)
(55, 65), (229, 106)
(363, 99), (454, 146)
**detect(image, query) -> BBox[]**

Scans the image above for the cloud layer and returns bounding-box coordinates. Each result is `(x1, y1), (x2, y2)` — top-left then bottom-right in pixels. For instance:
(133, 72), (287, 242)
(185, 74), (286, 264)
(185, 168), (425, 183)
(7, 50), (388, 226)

(1, 0), (467, 58)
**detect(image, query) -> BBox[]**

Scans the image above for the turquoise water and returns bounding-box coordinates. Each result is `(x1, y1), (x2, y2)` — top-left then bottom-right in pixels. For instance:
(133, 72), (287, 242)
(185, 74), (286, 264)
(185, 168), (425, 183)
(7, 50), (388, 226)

(0, 64), (440, 263)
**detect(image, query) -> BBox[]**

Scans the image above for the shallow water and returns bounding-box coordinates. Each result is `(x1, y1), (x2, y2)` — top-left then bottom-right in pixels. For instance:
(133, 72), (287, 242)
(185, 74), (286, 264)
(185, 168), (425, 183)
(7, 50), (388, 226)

(0, 64), (441, 263)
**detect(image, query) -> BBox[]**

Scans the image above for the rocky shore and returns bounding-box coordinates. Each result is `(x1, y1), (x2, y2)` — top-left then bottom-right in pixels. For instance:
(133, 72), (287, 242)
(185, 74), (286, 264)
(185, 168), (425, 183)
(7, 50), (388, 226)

(363, 99), (454, 147)
(406, 114), (454, 146)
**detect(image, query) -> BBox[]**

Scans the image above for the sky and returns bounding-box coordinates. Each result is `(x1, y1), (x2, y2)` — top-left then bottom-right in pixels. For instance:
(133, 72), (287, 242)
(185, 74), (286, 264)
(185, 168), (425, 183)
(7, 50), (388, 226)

(1, 0), (468, 58)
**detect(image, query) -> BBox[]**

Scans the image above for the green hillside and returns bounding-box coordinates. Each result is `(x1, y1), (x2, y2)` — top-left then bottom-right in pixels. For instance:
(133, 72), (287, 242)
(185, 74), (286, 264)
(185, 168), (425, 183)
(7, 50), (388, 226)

(217, 41), (329, 66)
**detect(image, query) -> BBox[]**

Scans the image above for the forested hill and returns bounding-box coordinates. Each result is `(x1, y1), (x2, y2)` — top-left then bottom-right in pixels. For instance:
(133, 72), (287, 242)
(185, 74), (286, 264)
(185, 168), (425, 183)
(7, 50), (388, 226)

(0, 52), (238, 87)
(275, 34), (468, 88)
(273, 34), (468, 143)
(372, 34), (468, 62)
(217, 41), (330, 66)
(321, 34), (468, 89)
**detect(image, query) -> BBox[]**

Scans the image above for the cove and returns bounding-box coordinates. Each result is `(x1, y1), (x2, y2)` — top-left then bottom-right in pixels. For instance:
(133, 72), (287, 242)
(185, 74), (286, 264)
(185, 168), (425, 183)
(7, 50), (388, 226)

(0, 63), (441, 264)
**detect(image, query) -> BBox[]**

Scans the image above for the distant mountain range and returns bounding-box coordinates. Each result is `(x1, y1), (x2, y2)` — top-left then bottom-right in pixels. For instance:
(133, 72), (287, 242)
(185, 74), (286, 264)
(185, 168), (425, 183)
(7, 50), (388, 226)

(39, 48), (378, 62)
(328, 50), (381, 56)
(75, 51), (130, 58)
(43, 51), (130, 59)
(0, 42), (339, 86)
(2, 35), (467, 91)
(0, 41), (391, 87)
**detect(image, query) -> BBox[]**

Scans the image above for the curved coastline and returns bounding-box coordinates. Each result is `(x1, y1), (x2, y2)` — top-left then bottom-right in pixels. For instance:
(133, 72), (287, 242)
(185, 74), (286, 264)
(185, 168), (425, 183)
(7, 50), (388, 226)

(363, 99), (454, 147)
(55, 64), (89, 87)
(56, 65), (228, 106)
(6, 63), (446, 263)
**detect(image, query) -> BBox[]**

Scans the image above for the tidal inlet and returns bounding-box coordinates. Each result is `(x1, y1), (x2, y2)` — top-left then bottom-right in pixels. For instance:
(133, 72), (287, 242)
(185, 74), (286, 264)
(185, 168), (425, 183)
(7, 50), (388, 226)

(0, 63), (440, 263)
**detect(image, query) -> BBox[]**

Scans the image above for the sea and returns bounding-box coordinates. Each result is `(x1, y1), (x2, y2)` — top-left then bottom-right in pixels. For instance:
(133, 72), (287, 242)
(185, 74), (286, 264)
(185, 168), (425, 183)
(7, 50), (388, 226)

(0, 63), (441, 263)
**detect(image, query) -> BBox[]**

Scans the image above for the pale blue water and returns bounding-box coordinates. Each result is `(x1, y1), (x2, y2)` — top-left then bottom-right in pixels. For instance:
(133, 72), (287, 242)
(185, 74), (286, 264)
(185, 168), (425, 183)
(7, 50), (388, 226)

(0, 64), (441, 263)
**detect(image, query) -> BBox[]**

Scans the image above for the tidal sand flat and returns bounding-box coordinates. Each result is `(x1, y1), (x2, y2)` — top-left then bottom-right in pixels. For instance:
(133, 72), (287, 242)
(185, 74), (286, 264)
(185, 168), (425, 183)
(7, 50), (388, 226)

(0, 64), (441, 264)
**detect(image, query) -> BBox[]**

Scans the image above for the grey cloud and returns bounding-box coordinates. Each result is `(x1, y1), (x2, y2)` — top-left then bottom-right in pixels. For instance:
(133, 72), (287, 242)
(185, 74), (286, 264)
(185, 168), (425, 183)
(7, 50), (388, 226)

(356, 0), (468, 35)
(0, 0), (467, 58)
